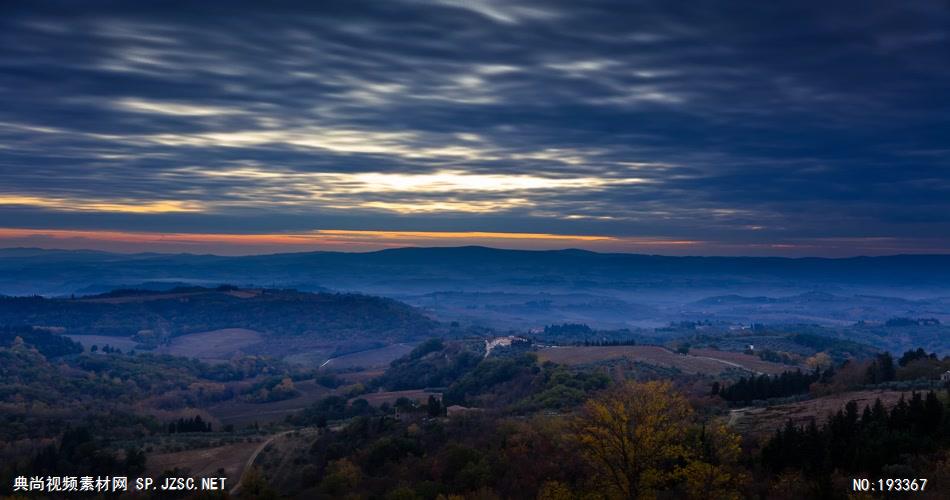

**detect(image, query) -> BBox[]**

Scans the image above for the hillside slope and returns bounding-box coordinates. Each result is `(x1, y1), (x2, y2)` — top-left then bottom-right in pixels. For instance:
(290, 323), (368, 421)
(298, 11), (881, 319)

(0, 287), (438, 342)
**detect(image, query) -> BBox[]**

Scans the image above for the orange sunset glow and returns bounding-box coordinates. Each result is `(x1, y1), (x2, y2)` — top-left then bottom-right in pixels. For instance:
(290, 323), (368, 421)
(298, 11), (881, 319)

(0, 228), (701, 255)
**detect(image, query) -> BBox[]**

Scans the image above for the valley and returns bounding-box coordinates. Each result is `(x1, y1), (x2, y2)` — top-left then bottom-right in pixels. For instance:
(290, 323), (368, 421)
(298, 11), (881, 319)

(3, 256), (950, 498)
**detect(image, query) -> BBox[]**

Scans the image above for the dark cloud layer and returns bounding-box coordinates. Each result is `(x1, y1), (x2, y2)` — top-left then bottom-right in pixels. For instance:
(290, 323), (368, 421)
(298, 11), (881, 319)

(1, 0), (950, 255)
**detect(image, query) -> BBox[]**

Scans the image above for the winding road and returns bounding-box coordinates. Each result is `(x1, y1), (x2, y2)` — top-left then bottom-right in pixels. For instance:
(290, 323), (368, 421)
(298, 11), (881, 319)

(228, 430), (294, 496)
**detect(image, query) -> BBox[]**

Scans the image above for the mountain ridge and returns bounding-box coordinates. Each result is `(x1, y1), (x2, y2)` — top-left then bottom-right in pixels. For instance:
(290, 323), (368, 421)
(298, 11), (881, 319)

(3, 246), (950, 300)
(5, 244), (950, 260)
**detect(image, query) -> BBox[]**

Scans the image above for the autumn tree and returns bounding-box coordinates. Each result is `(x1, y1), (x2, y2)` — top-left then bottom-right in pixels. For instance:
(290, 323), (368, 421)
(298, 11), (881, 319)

(805, 352), (832, 371)
(681, 423), (745, 500)
(538, 480), (574, 500)
(571, 380), (690, 498)
(319, 458), (362, 496)
(571, 380), (744, 499)
(239, 466), (278, 500)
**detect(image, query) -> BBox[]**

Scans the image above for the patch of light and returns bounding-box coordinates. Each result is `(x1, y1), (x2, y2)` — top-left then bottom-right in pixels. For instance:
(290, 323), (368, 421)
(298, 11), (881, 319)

(356, 198), (531, 213)
(0, 195), (203, 213)
(115, 98), (245, 116)
(190, 167), (615, 193)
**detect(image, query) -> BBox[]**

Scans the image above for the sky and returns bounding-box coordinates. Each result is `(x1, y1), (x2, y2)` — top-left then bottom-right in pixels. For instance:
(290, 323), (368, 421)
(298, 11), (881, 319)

(1, 1), (949, 256)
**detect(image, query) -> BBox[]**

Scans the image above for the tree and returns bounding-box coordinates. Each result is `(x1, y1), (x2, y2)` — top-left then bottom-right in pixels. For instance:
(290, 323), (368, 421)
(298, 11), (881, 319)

(571, 380), (693, 498)
(682, 423), (746, 500)
(898, 348), (933, 367)
(124, 447), (146, 475)
(427, 394), (443, 417)
(718, 370), (820, 403)
(240, 466), (278, 500)
(538, 481), (574, 500)
(762, 391), (947, 477)
(394, 397), (415, 412)
(320, 458), (361, 496)
(571, 381), (744, 499)
(865, 352), (896, 384)
(805, 352), (832, 371)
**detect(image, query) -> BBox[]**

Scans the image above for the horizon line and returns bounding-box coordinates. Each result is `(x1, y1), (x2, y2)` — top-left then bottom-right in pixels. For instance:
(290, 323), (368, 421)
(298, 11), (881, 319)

(0, 227), (947, 258)
(3, 244), (950, 261)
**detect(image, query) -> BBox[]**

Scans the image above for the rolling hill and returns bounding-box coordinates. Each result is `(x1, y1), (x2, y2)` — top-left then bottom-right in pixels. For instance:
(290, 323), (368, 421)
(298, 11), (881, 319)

(3, 246), (950, 330)
(4, 246), (950, 297)
(0, 286), (438, 343)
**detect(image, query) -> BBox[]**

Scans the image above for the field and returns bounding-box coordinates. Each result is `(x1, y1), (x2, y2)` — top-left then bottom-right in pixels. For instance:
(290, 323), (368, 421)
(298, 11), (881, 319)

(160, 328), (264, 361)
(688, 348), (793, 374)
(356, 389), (441, 406)
(68, 328), (264, 361)
(282, 347), (335, 367)
(727, 389), (916, 436)
(338, 369), (385, 384)
(321, 343), (415, 370)
(146, 439), (262, 483)
(67, 334), (140, 353)
(536, 345), (787, 375)
(206, 379), (334, 426)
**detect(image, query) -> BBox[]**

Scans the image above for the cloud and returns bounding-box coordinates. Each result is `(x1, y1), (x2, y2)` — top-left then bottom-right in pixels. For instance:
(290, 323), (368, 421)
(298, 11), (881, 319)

(0, 195), (203, 214)
(421, 0), (560, 25)
(112, 98), (247, 116)
(0, 1), (949, 255)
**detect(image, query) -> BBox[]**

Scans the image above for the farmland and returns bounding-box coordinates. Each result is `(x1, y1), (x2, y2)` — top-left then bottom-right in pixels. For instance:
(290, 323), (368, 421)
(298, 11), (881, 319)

(355, 389), (441, 406)
(337, 369), (385, 384)
(160, 328), (263, 361)
(146, 440), (262, 484)
(535, 345), (788, 375)
(66, 334), (140, 353)
(69, 328), (264, 362)
(320, 343), (415, 370)
(206, 379), (334, 427)
(726, 389), (917, 436)
(688, 348), (793, 374)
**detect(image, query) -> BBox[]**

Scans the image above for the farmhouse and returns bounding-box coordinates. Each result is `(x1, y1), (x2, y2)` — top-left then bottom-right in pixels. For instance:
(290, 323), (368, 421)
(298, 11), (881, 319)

(447, 405), (481, 417)
(484, 335), (527, 357)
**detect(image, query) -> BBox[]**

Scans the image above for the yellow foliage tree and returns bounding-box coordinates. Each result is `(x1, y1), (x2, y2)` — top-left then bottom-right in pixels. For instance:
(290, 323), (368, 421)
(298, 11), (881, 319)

(537, 480), (574, 500)
(571, 380), (745, 499)
(572, 380), (692, 498)
(805, 352), (833, 371)
(681, 422), (745, 500)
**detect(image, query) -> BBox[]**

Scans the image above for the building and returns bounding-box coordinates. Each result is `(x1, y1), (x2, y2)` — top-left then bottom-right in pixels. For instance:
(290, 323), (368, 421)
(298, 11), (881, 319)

(447, 405), (481, 418)
(484, 335), (527, 357)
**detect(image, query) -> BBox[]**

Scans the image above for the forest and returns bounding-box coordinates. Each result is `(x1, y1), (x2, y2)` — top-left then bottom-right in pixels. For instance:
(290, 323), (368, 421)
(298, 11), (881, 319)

(4, 320), (950, 498)
(715, 369), (829, 403)
(761, 391), (948, 498)
(0, 288), (438, 341)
